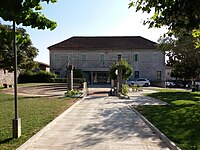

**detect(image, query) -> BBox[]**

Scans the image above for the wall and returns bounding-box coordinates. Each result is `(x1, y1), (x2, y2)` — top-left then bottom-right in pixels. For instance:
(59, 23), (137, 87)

(0, 69), (14, 87)
(50, 49), (165, 83)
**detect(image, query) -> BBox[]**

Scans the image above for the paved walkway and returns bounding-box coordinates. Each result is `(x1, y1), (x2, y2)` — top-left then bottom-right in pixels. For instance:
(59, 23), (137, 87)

(17, 90), (169, 150)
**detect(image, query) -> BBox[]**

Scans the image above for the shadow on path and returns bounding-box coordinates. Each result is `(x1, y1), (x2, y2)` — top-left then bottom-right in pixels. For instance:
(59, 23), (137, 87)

(69, 97), (168, 149)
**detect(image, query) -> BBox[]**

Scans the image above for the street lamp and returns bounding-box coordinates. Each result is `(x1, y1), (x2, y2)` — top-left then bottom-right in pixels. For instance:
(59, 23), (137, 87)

(12, 21), (21, 138)
(117, 54), (122, 94)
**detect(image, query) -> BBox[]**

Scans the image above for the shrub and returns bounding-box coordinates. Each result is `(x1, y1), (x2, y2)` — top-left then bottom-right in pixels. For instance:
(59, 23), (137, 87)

(51, 78), (86, 83)
(34, 71), (56, 83)
(131, 84), (138, 92)
(65, 90), (82, 97)
(52, 78), (67, 83)
(18, 70), (56, 83)
(73, 68), (83, 78)
(122, 84), (129, 95)
(138, 84), (143, 91)
(73, 78), (86, 83)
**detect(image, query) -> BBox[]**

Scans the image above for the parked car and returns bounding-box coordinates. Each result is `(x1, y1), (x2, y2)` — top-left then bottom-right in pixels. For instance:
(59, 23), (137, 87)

(126, 78), (150, 86)
(165, 81), (176, 88)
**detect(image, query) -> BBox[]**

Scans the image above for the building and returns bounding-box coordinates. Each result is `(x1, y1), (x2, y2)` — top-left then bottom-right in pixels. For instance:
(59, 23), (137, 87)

(48, 36), (165, 86)
(35, 61), (50, 72)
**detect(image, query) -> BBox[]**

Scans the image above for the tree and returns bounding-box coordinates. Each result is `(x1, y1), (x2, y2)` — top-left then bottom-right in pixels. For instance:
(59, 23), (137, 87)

(159, 34), (200, 81)
(0, 0), (57, 138)
(129, 0), (200, 47)
(0, 1), (57, 69)
(0, 0), (57, 30)
(73, 68), (83, 78)
(129, 0), (199, 33)
(109, 59), (133, 80)
(0, 23), (38, 71)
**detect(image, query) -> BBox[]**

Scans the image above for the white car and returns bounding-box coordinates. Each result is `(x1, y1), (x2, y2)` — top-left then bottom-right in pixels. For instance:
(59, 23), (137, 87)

(126, 78), (150, 86)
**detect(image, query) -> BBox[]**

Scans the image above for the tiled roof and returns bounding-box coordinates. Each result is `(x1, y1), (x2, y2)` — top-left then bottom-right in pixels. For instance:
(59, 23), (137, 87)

(35, 61), (49, 67)
(48, 36), (157, 50)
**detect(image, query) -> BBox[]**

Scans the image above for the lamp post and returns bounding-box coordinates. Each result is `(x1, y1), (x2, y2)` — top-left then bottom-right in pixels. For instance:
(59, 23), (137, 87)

(12, 21), (21, 138)
(67, 65), (74, 91)
(117, 54), (122, 95)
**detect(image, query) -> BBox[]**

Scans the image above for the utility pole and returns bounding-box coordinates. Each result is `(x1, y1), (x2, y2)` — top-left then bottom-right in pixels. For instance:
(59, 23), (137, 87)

(12, 21), (21, 138)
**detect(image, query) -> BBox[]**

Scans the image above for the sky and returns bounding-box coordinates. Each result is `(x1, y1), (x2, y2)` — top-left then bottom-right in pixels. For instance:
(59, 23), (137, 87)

(2, 0), (167, 64)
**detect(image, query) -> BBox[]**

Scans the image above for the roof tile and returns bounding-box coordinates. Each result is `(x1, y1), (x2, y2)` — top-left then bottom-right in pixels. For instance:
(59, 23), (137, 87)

(48, 36), (157, 50)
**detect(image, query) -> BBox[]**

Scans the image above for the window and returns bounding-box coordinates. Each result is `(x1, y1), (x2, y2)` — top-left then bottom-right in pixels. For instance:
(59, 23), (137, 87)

(68, 53), (72, 61)
(99, 53), (105, 63)
(55, 54), (60, 61)
(54, 71), (60, 77)
(81, 53), (87, 61)
(133, 53), (139, 61)
(137, 78), (145, 81)
(152, 52), (158, 62)
(134, 71), (139, 78)
(157, 71), (161, 80)
(55, 54), (60, 65)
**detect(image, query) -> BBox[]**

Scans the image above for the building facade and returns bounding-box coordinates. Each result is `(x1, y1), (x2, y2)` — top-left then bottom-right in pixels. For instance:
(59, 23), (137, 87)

(48, 36), (165, 86)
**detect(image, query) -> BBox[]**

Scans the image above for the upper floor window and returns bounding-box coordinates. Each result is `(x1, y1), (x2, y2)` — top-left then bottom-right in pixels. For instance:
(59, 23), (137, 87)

(99, 53), (105, 64)
(55, 54), (60, 61)
(66, 53), (73, 63)
(81, 53), (87, 61)
(133, 53), (139, 62)
(69, 53), (73, 61)
(152, 52), (158, 62)
(54, 53), (60, 66)
(55, 53), (60, 63)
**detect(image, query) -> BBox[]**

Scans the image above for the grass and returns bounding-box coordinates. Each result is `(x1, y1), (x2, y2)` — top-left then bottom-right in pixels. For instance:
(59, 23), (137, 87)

(0, 93), (79, 150)
(134, 89), (200, 150)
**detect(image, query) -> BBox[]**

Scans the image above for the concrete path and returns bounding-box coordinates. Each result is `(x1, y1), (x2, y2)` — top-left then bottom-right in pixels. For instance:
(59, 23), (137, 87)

(17, 91), (169, 150)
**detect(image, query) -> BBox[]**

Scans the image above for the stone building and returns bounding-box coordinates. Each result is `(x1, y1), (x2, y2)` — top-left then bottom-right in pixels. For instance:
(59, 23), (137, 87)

(48, 36), (165, 86)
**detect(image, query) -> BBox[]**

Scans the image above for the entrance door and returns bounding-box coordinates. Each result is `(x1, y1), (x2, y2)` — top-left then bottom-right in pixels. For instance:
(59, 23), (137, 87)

(93, 72), (110, 84)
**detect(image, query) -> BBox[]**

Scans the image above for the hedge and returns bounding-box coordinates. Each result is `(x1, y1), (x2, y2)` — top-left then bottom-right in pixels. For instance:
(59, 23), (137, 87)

(18, 70), (56, 83)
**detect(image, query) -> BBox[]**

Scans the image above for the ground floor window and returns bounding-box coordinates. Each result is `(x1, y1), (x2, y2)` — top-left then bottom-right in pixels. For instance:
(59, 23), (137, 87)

(54, 71), (60, 77)
(157, 71), (161, 80)
(91, 72), (110, 84)
(134, 71), (139, 78)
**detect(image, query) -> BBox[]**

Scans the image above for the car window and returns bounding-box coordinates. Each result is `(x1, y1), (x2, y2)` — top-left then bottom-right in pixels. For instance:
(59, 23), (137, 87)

(138, 79), (145, 81)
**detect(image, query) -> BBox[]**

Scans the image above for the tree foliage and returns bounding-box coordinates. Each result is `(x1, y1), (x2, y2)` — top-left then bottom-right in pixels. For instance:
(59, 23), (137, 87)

(0, 23), (38, 71)
(159, 34), (200, 80)
(129, 0), (200, 33)
(73, 68), (83, 78)
(0, 0), (57, 30)
(109, 59), (133, 80)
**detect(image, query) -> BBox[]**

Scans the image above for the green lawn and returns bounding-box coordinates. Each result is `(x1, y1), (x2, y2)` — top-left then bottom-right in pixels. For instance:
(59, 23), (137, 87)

(134, 90), (200, 150)
(0, 93), (79, 150)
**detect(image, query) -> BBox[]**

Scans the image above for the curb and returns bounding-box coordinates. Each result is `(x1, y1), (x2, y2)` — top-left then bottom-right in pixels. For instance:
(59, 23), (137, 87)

(129, 106), (181, 150)
(17, 98), (84, 150)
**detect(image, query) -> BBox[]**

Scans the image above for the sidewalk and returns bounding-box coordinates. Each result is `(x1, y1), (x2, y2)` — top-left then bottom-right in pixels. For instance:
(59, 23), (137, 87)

(17, 94), (169, 150)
